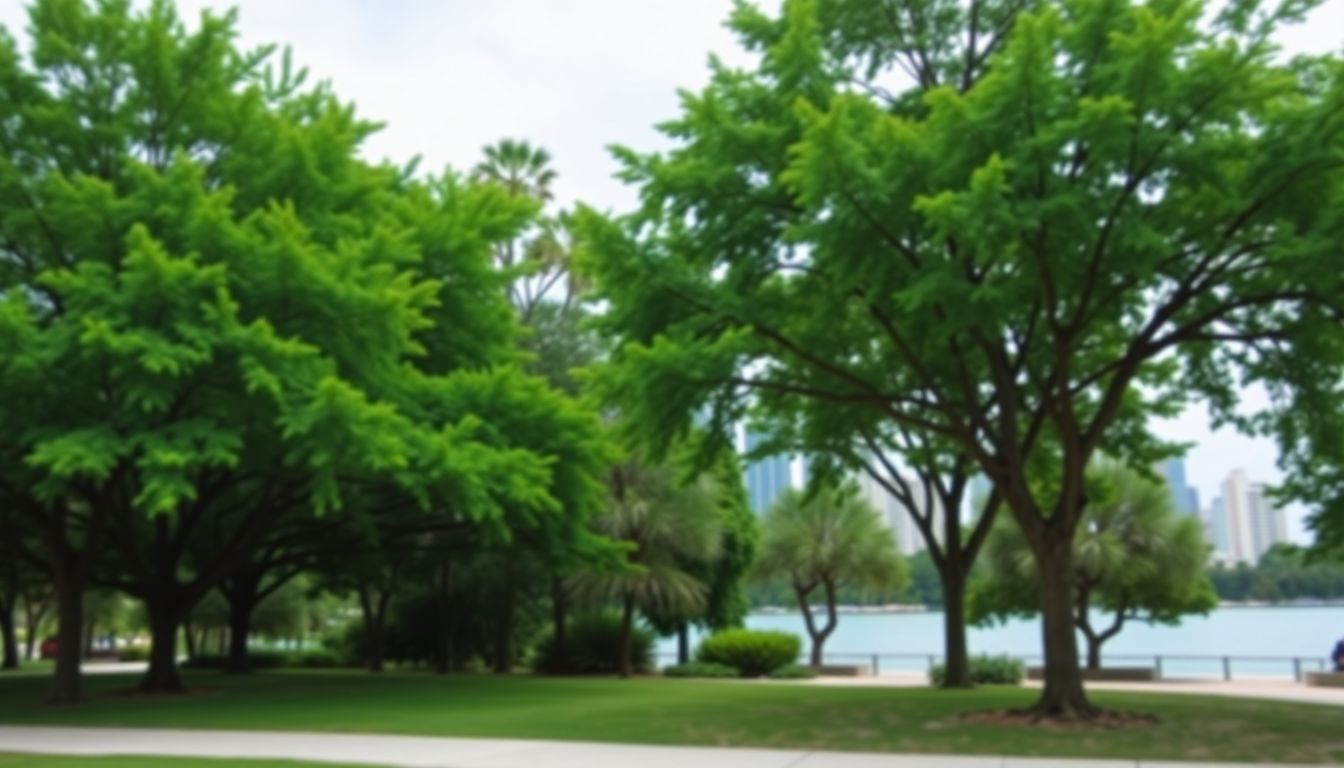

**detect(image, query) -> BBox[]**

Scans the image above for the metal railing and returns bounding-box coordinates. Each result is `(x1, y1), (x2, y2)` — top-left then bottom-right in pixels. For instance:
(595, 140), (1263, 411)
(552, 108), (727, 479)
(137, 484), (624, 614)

(656, 651), (1335, 682)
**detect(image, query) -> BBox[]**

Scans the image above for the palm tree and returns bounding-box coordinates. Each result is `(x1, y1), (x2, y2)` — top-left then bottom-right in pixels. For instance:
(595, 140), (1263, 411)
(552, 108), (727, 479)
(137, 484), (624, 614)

(970, 460), (1215, 669)
(572, 459), (723, 678)
(472, 138), (557, 203)
(755, 485), (905, 667)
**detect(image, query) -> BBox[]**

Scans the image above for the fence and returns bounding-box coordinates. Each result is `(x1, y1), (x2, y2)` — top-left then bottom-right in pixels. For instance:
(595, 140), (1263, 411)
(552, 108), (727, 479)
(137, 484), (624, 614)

(655, 651), (1335, 682)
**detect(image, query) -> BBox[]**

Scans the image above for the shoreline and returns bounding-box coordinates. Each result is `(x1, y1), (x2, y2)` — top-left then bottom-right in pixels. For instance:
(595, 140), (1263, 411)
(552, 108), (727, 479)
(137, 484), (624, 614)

(750, 599), (1344, 616)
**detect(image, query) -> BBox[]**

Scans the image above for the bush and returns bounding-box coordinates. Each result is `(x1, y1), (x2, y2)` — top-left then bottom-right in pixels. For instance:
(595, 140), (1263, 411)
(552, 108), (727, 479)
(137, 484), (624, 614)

(182, 652), (290, 670)
(530, 612), (655, 675)
(928, 654), (1024, 686)
(696, 629), (800, 678)
(768, 663), (817, 680)
(116, 645), (150, 662)
(663, 661), (739, 678)
(293, 649), (349, 668)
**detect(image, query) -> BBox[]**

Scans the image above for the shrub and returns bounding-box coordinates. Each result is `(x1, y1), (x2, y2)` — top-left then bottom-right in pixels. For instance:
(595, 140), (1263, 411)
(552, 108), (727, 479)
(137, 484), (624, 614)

(696, 629), (800, 678)
(663, 661), (739, 678)
(530, 612), (655, 675)
(293, 649), (349, 668)
(928, 654), (1025, 686)
(768, 663), (817, 680)
(116, 645), (150, 662)
(181, 651), (291, 670)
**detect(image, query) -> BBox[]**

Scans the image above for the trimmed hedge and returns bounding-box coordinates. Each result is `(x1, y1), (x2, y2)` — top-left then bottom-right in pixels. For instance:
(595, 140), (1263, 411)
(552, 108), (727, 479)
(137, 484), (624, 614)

(768, 663), (817, 680)
(663, 661), (739, 678)
(929, 654), (1025, 686)
(116, 645), (150, 662)
(181, 650), (353, 670)
(530, 612), (655, 675)
(183, 652), (288, 670)
(696, 629), (800, 678)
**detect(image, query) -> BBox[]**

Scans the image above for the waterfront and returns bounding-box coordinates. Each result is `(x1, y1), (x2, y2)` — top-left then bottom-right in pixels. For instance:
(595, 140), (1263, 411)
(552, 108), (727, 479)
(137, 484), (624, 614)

(665, 605), (1344, 678)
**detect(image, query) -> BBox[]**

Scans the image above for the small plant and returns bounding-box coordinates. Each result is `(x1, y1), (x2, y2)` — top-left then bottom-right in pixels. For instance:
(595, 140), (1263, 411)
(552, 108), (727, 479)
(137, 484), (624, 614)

(663, 661), (739, 678)
(182, 652), (291, 670)
(530, 612), (656, 675)
(928, 654), (1024, 686)
(116, 645), (150, 662)
(768, 663), (817, 680)
(696, 629), (800, 678)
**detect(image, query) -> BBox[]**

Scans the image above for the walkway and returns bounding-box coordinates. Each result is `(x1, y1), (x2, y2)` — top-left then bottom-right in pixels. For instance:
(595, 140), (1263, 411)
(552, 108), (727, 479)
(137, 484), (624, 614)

(803, 672), (1344, 708)
(0, 726), (1315, 768)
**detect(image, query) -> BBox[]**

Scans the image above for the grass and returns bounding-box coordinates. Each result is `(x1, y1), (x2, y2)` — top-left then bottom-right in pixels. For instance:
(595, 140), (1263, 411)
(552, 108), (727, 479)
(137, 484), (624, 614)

(1, 670), (1342, 763)
(0, 757), (382, 768)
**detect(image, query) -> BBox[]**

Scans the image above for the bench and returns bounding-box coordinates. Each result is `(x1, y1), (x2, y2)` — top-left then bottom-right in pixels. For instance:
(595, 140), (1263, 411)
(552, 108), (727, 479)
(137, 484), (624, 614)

(1304, 671), (1344, 688)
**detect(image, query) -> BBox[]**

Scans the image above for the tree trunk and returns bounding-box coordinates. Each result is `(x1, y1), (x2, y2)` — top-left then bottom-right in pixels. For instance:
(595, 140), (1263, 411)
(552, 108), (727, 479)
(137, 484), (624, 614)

(138, 598), (186, 694)
(0, 601), (18, 671)
(358, 586), (388, 673)
(1085, 633), (1102, 671)
(225, 595), (254, 674)
(24, 589), (52, 662)
(183, 619), (197, 659)
(676, 623), (690, 665)
(46, 576), (85, 704)
(939, 566), (972, 688)
(83, 618), (95, 659)
(550, 576), (567, 674)
(492, 577), (515, 675)
(618, 593), (634, 679)
(1031, 532), (1094, 717)
(434, 561), (453, 675)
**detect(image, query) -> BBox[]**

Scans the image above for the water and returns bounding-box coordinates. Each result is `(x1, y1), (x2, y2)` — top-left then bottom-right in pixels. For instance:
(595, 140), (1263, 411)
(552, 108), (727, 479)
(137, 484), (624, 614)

(662, 606), (1344, 679)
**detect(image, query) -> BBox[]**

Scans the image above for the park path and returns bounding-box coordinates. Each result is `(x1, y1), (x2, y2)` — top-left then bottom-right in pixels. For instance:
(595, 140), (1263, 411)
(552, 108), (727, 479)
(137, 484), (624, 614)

(801, 672), (1344, 708)
(0, 726), (1320, 768)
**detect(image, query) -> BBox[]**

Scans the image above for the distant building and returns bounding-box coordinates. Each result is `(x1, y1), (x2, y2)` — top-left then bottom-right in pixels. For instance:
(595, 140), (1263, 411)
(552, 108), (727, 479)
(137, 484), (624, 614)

(856, 469), (945, 557)
(742, 429), (804, 516)
(1160, 458), (1200, 518)
(1206, 497), (1231, 558)
(1212, 469), (1288, 564)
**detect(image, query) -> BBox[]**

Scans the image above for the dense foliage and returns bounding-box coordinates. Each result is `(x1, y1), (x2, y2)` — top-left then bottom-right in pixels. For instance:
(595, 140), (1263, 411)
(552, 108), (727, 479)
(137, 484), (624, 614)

(929, 655), (1025, 687)
(696, 628), (801, 677)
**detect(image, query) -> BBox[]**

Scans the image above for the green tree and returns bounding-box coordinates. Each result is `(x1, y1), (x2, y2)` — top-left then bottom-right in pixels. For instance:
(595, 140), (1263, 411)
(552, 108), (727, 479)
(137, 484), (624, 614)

(580, 0), (1344, 715)
(0, 0), (583, 701)
(754, 485), (905, 667)
(573, 454), (724, 678)
(970, 461), (1217, 669)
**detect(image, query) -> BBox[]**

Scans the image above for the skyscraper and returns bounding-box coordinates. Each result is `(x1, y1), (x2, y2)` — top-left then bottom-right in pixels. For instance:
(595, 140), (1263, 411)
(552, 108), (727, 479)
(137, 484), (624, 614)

(856, 469), (945, 556)
(742, 429), (802, 516)
(1215, 469), (1287, 564)
(1160, 458), (1199, 518)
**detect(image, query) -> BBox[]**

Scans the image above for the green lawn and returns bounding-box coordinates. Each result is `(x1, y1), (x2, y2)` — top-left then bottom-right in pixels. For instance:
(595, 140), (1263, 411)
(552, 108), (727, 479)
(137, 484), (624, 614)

(1, 670), (1342, 764)
(0, 756), (380, 768)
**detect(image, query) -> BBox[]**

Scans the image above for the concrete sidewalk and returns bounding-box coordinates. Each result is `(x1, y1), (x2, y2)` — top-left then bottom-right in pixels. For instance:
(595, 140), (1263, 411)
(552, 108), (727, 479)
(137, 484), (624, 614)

(802, 673), (1344, 708)
(0, 726), (1313, 768)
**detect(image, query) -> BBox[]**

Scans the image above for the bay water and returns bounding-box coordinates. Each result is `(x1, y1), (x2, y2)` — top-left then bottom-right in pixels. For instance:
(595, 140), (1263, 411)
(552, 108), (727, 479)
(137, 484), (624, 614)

(662, 605), (1344, 679)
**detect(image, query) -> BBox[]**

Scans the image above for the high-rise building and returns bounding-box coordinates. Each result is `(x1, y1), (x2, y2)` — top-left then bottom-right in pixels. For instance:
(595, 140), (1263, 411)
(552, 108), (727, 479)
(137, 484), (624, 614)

(1215, 469), (1287, 564)
(856, 469), (945, 557)
(742, 429), (803, 516)
(1206, 497), (1231, 558)
(1160, 458), (1199, 518)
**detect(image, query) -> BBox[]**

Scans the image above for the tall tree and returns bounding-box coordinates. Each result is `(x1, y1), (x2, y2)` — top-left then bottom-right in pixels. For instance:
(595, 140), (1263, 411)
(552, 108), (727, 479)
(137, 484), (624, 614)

(580, 0), (1344, 716)
(970, 461), (1216, 669)
(754, 485), (905, 667)
(0, 0), (581, 700)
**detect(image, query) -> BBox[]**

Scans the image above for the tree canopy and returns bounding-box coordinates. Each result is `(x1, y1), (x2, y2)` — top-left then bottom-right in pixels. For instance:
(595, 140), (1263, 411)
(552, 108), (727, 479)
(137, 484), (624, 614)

(580, 0), (1344, 716)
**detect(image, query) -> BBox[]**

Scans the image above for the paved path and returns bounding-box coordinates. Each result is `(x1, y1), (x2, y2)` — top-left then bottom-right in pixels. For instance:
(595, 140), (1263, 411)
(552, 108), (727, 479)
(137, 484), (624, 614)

(801, 673), (1344, 707)
(0, 726), (1314, 768)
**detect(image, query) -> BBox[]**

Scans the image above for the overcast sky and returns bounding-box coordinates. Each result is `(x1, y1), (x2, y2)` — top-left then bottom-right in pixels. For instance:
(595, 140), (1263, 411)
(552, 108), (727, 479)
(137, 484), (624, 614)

(2, 0), (1341, 543)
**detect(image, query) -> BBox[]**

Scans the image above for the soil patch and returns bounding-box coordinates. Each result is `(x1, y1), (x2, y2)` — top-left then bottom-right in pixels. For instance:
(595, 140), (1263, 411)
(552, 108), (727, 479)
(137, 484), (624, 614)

(960, 708), (1159, 730)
